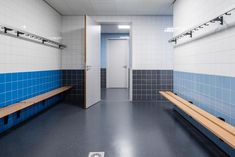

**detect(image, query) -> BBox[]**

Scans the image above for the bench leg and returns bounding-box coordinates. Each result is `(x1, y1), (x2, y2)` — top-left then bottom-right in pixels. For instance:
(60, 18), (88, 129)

(16, 111), (21, 119)
(4, 116), (8, 125)
(42, 100), (46, 106)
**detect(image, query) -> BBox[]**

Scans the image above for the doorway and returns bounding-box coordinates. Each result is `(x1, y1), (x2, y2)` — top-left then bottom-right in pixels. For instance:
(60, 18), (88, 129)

(107, 39), (129, 88)
(100, 23), (132, 101)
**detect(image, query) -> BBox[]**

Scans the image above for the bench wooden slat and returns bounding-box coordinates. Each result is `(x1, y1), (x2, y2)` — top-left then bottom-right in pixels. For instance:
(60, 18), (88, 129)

(0, 102), (30, 119)
(0, 86), (72, 119)
(166, 91), (235, 136)
(160, 91), (235, 149)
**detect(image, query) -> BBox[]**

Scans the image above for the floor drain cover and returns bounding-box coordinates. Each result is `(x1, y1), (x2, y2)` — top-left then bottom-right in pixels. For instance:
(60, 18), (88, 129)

(88, 152), (105, 157)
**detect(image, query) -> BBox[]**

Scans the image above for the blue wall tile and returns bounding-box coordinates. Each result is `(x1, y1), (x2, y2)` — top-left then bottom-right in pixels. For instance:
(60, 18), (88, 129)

(174, 71), (235, 126)
(0, 70), (62, 134)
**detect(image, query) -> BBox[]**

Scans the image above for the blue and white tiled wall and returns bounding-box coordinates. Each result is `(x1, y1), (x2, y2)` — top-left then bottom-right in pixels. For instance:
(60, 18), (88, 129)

(61, 17), (86, 105)
(173, 72), (235, 156)
(174, 71), (235, 126)
(0, 70), (62, 133)
(173, 0), (235, 127)
(0, 0), (62, 134)
(174, 0), (235, 155)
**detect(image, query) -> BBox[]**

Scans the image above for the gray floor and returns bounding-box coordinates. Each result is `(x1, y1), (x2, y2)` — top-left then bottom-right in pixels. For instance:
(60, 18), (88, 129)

(0, 89), (228, 157)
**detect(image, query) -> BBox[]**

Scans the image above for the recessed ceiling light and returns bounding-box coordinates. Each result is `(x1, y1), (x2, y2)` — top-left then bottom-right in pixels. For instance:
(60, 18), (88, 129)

(118, 25), (130, 29)
(164, 27), (175, 32)
(120, 36), (130, 39)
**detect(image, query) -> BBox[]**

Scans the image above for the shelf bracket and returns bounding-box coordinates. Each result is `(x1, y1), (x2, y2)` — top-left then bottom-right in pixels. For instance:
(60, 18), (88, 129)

(213, 16), (223, 25)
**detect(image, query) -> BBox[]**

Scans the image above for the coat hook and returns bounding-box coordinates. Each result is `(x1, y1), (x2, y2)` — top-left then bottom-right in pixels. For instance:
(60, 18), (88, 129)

(185, 31), (193, 38)
(0, 24), (66, 49)
(173, 39), (177, 44)
(17, 31), (24, 37)
(4, 27), (13, 33)
(168, 7), (234, 44)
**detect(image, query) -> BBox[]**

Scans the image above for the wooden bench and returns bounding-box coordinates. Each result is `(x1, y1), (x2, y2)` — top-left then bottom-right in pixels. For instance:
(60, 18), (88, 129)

(160, 91), (235, 149)
(0, 86), (72, 119)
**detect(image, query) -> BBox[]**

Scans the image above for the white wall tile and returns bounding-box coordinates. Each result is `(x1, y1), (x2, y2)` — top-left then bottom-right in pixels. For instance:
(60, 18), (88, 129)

(61, 16), (85, 70)
(62, 16), (174, 70)
(0, 0), (62, 73)
(173, 0), (235, 77)
(131, 16), (173, 70)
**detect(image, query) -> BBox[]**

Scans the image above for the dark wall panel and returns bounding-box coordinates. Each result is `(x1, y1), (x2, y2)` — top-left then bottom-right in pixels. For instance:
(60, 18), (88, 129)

(133, 70), (173, 101)
(101, 68), (106, 88)
(62, 70), (84, 106)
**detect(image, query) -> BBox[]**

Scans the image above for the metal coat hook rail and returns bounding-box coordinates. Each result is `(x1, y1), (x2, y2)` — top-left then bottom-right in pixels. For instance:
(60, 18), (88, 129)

(0, 24), (66, 49)
(169, 7), (235, 44)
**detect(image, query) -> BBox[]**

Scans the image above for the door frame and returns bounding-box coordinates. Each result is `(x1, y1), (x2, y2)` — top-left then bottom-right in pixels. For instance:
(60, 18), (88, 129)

(106, 38), (129, 89)
(84, 15), (86, 109)
(94, 21), (133, 101)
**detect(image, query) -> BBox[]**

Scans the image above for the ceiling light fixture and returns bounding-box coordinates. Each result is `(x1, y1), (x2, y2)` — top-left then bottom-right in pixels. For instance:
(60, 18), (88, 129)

(120, 36), (130, 39)
(118, 25), (130, 29)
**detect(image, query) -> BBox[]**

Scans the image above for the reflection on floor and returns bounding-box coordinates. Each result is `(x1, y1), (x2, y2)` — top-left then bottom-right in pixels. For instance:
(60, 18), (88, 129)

(0, 89), (228, 157)
(101, 88), (129, 101)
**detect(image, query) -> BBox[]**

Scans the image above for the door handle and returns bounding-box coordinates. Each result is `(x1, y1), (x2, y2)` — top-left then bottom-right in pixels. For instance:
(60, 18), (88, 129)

(123, 65), (128, 69)
(86, 65), (92, 71)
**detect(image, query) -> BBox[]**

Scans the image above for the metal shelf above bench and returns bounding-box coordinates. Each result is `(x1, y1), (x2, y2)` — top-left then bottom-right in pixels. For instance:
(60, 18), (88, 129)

(169, 7), (235, 44)
(0, 24), (67, 49)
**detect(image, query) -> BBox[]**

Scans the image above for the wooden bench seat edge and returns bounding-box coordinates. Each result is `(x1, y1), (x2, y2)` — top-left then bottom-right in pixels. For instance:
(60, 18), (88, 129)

(0, 86), (72, 119)
(159, 91), (235, 149)
(165, 91), (235, 136)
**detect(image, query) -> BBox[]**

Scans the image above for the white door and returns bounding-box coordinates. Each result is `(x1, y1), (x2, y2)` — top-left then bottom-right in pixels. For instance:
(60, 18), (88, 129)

(85, 15), (101, 108)
(107, 39), (129, 88)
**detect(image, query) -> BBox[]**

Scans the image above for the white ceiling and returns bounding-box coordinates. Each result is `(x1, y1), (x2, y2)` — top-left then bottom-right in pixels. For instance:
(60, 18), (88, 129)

(44, 0), (173, 16)
(101, 24), (130, 33)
